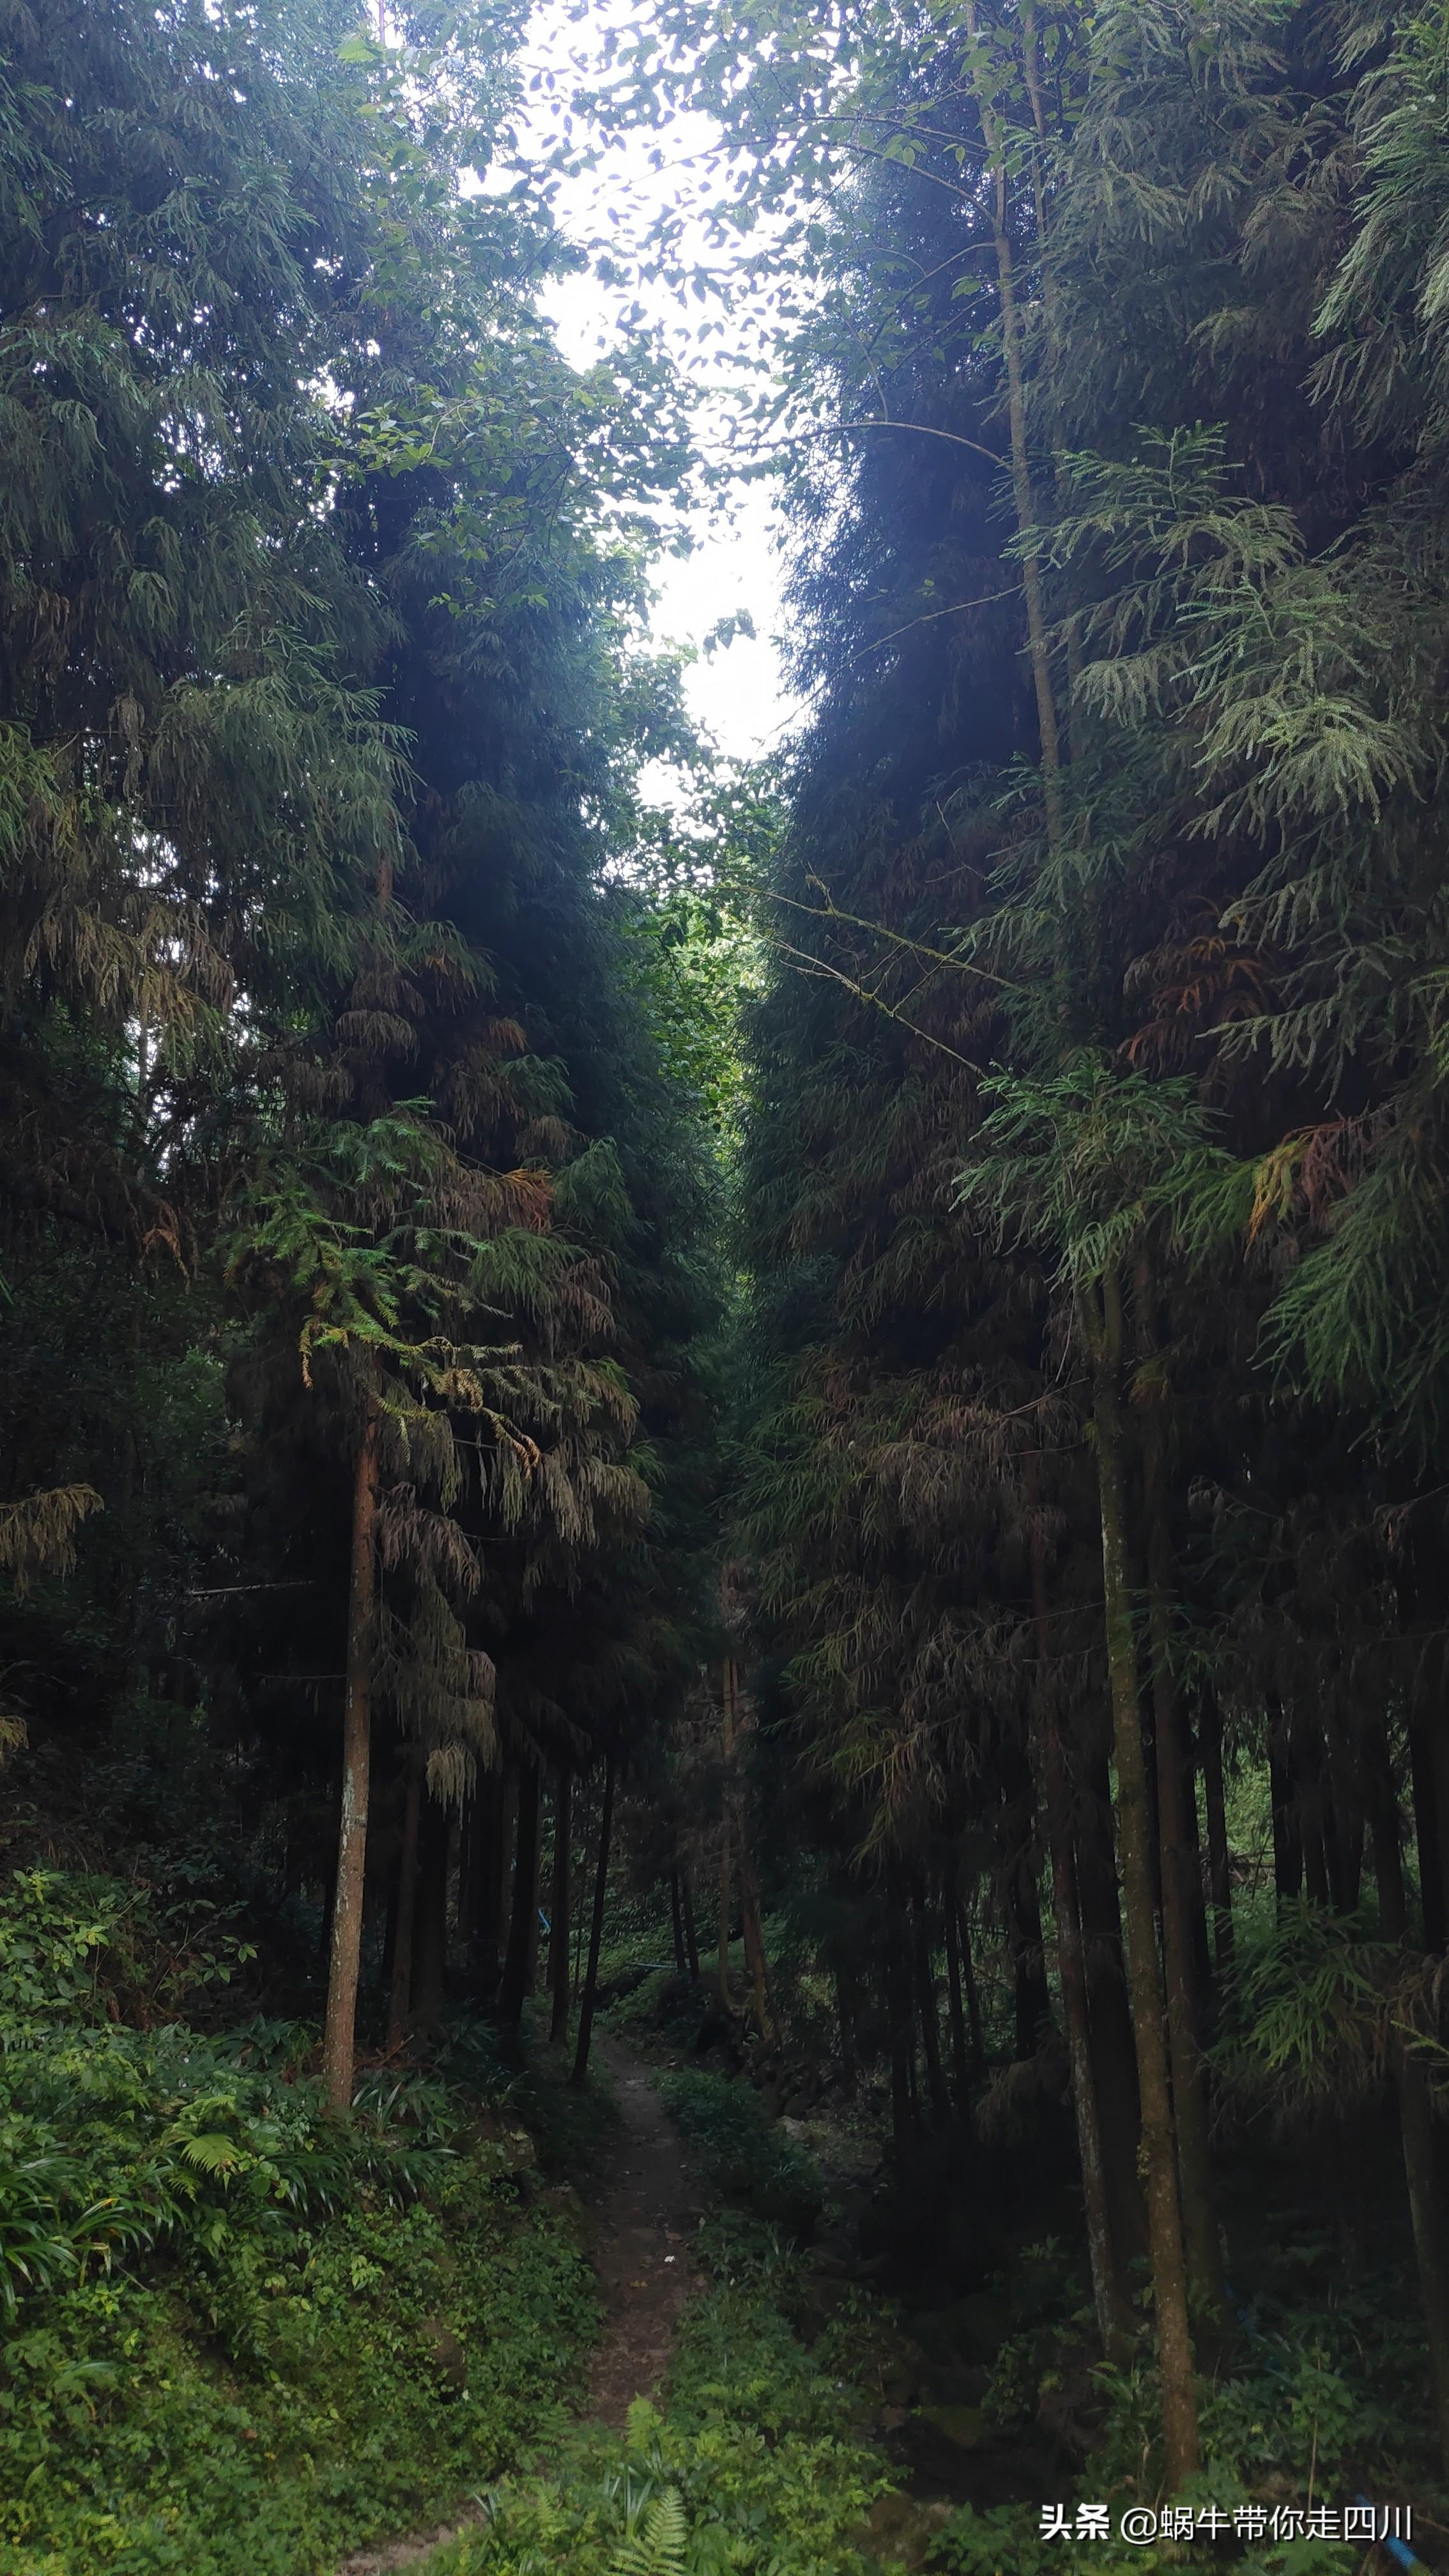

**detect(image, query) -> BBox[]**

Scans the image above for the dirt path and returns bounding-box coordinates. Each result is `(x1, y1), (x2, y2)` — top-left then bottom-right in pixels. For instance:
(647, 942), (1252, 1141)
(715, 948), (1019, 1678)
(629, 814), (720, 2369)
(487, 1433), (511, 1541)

(584, 2035), (702, 2423)
(337, 2038), (700, 2573)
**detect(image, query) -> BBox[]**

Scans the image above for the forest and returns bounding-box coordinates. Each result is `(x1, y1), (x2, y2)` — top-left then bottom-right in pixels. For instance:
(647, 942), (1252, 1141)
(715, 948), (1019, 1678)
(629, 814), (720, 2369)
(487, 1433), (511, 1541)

(4, 0), (1449, 2570)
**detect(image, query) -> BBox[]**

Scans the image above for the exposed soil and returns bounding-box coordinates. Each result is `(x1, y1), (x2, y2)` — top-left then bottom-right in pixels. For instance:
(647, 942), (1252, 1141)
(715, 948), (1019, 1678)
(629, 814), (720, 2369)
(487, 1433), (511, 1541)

(336, 2037), (701, 2573)
(583, 2034), (703, 2423)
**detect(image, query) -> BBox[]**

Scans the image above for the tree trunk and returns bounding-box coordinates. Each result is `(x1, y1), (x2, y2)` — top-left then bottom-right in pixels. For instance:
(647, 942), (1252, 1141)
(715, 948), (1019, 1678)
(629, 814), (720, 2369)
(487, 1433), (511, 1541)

(459, 1770), (493, 1988)
(524, 1772), (546, 1993)
(1409, 1719), (1447, 1954)
(739, 1842), (772, 2039)
(1089, 1268), (1199, 2483)
(680, 1869), (700, 1981)
(953, 1882), (988, 2073)
(911, 1879), (951, 2123)
(454, 1786), (475, 1955)
(475, 1767), (517, 2000)
(962, 0), (1064, 855)
(498, 1756), (540, 2028)
(1324, 1726), (1363, 1915)
(885, 1868), (916, 2146)
(1367, 1724), (1449, 2473)
(1200, 1689), (1234, 1977)
(1135, 1262), (1224, 2322)
(717, 1660), (735, 2011)
(944, 1877), (974, 2096)
(998, 1736), (1050, 2055)
(834, 1961), (859, 2097)
(322, 1388), (379, 2113)
(725, 1658), (772, 2035)
(668, 1869), (686, 1974)
(1028, 1485), (1131, 2351)
(1268, 1708), (1304, 1908)
(387, 1742), (423, 2052)
(571, 1750), (617, 2088)
(410, 1791), (450, 2036)
(1076, 1752), (1147, 2269)
(1181, 1729), (1213, 2005)
(1047, 1739), (1133, 2352)
(549, 1767), (572, 2044)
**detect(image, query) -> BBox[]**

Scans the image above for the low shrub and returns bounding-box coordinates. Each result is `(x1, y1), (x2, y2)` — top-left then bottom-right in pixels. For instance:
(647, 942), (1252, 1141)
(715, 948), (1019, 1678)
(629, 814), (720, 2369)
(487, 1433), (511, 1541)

(429, 2250), (893, 2576)
(0, 1870), (600, 2576)
(654, 2071), (823, 2240)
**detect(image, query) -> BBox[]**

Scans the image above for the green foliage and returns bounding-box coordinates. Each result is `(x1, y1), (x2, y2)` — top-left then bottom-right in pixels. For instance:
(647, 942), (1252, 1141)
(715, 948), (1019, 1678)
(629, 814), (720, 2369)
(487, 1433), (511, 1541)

(654, 2073), (824, 2241)
(0, 1871), (598, 2576)
(427, 2250), (891, 2576)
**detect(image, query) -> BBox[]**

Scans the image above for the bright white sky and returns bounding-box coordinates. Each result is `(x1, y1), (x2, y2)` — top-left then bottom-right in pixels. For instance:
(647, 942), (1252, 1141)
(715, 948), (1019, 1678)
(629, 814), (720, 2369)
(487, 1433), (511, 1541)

(512, 1), (801, 767)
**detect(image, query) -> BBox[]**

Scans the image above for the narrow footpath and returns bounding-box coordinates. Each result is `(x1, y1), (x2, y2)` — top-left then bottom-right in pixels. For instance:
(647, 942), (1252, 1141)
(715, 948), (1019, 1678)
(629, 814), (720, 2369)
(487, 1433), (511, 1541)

(337, 2039), (700, 2574)
(584, 2034), (702, 2423)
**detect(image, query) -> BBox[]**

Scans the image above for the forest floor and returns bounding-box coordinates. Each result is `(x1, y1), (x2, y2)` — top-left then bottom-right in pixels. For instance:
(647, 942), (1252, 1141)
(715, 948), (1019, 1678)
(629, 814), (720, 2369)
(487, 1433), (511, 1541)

(582, 2034), (703, 2423)
(337, 2035), (703, 2575)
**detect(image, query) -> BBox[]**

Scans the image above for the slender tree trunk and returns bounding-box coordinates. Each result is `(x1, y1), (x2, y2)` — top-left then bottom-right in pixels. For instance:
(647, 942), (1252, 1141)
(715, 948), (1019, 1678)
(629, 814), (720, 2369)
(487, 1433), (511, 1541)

(498, 1756), (540, 2028)
(680, 1869), (700, 1981)
(459, 1770), (493, 1988)
(525, 1774), (546, 1992)
(379, 1832), (399, 2013)
(476, 1767), (517, 2000)
(834, 1961), (859, 2097)
(410, 1792), (450, 2036)
(1181, 1732), (1213, 2005)
(885, 1868), (916, 2147)
(1135, 1264), (1225, 2322)
(549, 1767), (572, 2044)
(1077, 1752), (1147, 2267)
(738, 1903), (772, 2056)
(718, 1660), (735, 2011)
(944, 1877), (974, 2096)
(953, 1882), (988, 2073)
(669, 1869), (686, 1974)
(1367, 1724), (1449, 2472)
(998, 1736), (1050, 2055)
(1027, 1484), (1131, 2350)
(739, 1847), (772, 2037)
(911, 1879), (951, 2122)
(571, 1750), (617, 2088)
(724, 1658), (772, 2035)
(962, 0), (1064, 857)
(573, 1797), (587, 2000)
(322, 1388), (379, 2113)
(1089, 1269), (1199, 2482)
(1268, 1710), (1304, 1908)
(454, 1787), (474, 1953)
(1050, 1750), (1133, 2353)
(1324, 1724), (1363, 1914)
(1200, 1689), (1234, 1978)
(1409, 1720), (1447, 1954)
(387, 1742), (423, 2052)
(318, 1858), (336, 1972)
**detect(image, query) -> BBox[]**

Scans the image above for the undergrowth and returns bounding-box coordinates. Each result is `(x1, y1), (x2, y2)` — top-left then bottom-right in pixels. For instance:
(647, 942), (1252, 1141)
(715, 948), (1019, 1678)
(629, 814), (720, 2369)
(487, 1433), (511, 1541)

(0, 1869), (599, 2576)
(653, 2069), (824, 2241)
(424, 2222), (894, 2576)
(933, 2232), (1438, 2576)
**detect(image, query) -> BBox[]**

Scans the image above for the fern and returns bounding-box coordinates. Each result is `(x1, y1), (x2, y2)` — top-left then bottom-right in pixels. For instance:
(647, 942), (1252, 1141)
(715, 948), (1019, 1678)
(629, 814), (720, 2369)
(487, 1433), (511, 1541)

(612, 2486), (689, 2576)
